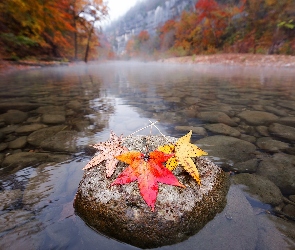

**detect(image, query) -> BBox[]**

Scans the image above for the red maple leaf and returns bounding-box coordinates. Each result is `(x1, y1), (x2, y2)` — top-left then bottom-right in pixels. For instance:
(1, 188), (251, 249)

(111, 150), (185, 211)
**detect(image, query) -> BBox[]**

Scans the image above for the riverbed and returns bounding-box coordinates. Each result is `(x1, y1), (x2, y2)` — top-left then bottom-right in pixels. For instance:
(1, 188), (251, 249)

(0, 62), (294, 249)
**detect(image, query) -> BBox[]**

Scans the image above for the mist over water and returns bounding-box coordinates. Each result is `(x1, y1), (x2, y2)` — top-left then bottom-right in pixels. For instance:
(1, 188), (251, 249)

(0, 61), (295, 249)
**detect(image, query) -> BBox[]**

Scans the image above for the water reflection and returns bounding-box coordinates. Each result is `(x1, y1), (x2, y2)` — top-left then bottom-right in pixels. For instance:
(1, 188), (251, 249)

(0, 62), (295, 249)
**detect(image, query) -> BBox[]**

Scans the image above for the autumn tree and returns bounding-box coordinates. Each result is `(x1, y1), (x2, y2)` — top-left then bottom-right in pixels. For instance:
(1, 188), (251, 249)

(158, 19), (176, 51)
(0, 0), (75, 58)
(138, 30), (150, 43)
(0, 0), (108, 60)
(124, 30), (153, 59)
(70, 0), (108, 61)
(195, 0), (230, 51)
(174, 11), (199, 55)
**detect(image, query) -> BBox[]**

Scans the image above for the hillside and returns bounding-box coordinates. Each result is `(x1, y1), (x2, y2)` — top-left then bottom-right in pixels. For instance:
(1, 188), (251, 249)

(105, 0), (295, 58)
(105, 0), (197, 54)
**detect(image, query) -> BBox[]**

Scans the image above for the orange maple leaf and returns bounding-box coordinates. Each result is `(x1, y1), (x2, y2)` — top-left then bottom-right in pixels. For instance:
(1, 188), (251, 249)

(112, 150), (185, 211)
(83, 131), (128, 177)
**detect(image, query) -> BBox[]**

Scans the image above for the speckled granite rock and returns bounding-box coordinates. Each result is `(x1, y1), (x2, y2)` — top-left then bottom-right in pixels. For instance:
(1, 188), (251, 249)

(74, 135), (229, 248)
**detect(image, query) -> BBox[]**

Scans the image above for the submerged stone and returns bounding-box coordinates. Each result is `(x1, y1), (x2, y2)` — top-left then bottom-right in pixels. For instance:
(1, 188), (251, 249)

(74, 135), (229, 248)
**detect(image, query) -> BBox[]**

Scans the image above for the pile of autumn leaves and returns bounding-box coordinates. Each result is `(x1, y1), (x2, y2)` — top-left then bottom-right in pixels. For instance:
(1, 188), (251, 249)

(83, 130), (207, 211)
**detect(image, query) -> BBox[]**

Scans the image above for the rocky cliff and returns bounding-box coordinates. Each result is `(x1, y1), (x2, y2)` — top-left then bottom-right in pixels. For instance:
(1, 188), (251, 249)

(105, 0), (197, 54)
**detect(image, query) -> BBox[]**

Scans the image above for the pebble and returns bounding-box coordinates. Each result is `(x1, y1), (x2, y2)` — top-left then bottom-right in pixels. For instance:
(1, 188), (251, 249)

(197, 111), (237, 126)
(238, 111), (278, 126)
(8, 136), (27, 149)
(268, 123), (295, 141)
(231, 173), (283, 206)
(256, 137), (289, 153)
(204, 123), (241, 137)
(257, 158), (295, 195)
(174, 126), (207, 136)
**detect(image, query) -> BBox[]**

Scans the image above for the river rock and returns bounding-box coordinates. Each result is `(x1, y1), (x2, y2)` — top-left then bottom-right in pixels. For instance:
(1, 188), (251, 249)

(256, 137), (289, 153)
(1, 152), (50, 169)
(197, 111), (237, 126)
(196, 135), (256, 165)
(35, 105), (65, 114)
(0, 102), (38, 112)
(289, 195), (295, 203)
(204, 123), (241, 137)
(74, 135), (229, 248)
(240, 134), (257, 143)
(26, 116), (41, 123)
(1, 110), (28, 124)
(0, 125), (19, 135)
(42, 114), (66, 124)
(15, 124), (48, 134)
(272, 153), (295, 165)
(277, 100), (295, 111)
(27, 125), (67, 147)
(0, 132), (4, 141)
(0, 143), (8, 152)
(269, 123), (295, 141)
(8, 136), (27, 149)
(264, 106), (288, 117)
(227, 158), (258, 173)
(277, 116), (295, 127)
(174, 126), (207, 136)
(257, 158), (295, 195)
(231, 173), (283, 206)
(237, 111), (278, 126)
(0, 153), (4, 164)
(66, 100), (82, 111)
(255, 126), (269, 137)
(40, 130), (78, 152)
(282, 204), (295, 218)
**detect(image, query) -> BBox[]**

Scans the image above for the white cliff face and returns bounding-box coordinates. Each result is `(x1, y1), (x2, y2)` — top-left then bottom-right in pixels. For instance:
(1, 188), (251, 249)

(108, 0), (197, 54)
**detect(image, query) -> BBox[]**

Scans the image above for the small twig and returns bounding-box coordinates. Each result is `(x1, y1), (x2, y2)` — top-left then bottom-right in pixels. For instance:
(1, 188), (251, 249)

(148, 120), (170, 142)
(124, 121), (159, 139)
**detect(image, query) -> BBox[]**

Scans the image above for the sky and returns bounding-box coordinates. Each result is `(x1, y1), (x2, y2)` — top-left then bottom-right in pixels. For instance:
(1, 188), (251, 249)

(105, 0), (140, 23)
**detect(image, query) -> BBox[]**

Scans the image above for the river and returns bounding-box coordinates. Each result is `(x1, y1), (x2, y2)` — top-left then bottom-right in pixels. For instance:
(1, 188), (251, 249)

(0, 62), (294, 249)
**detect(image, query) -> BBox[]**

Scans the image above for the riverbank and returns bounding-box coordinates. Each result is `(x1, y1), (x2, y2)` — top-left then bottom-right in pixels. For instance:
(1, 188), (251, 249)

(0, 59), (69, 75)
(1, 54), (295, 75)
(158, 54), (295, 68)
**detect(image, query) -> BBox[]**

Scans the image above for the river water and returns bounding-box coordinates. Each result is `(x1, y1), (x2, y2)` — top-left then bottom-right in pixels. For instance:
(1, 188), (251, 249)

(0, 62), (294, 249)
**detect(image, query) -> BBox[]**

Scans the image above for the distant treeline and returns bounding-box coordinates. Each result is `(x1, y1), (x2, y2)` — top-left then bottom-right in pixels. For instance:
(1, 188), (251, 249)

(0, 0), (112, 62)
(122, 0), (295, 59)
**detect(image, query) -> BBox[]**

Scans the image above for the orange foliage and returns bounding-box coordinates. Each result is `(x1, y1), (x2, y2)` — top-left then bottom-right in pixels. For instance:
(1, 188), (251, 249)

(158, 19), (176, 50)
(121, 0), (294, 58)
(195, 0), (229, 49)
(138, 30), (150, 42)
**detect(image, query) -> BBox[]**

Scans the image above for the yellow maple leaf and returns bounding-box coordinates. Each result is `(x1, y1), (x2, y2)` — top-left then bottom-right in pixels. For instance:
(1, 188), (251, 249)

(158, 144), (177, 171)
(158, 130), (208, 185)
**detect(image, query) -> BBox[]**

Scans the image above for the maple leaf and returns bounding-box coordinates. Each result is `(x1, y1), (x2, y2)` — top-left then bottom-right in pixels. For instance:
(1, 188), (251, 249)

(158, 130), (208, 185)
(83, 131), (128, 177)
(111, 150), (185, 211)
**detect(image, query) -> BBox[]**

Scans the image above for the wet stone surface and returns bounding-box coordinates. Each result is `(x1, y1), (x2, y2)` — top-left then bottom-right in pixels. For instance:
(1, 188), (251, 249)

(74, 135), (229, 249)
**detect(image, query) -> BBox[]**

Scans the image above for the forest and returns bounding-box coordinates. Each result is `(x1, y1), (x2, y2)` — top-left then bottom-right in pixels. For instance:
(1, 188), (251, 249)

(0, 0), (111, 62)
(124, 0), (295, 59)
(0, 0), (294, 62)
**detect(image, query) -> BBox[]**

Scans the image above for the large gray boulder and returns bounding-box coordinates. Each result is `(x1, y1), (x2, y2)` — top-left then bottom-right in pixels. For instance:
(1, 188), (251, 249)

(74, 135), (229, 248)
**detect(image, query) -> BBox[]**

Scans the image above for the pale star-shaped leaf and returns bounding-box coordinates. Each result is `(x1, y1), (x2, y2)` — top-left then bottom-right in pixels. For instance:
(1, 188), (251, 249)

(83, 131), (128, 177)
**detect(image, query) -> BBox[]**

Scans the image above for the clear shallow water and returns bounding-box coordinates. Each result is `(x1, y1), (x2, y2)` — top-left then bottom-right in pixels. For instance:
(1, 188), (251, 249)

(0, 62), (295, 249)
